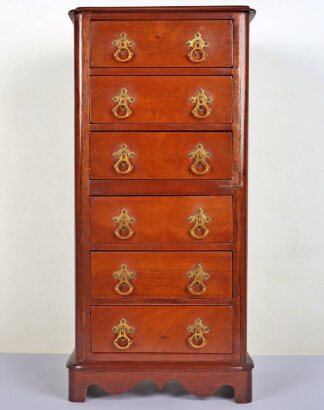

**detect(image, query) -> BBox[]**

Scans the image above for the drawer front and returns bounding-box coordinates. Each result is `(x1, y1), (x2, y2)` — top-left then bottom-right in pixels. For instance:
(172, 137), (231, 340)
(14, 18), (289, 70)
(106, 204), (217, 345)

(91, 251), (232, 299)
(91, 306), (233, 353)
(91, 20), (233, 68)
(90, 132), (232, 180)
(90, 76), (232, 124)
(90, 196), (233, 244)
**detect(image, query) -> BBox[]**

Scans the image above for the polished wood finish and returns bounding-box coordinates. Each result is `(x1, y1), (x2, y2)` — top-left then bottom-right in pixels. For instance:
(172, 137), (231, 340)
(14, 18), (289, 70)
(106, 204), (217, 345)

(91, 251), (233, 299)
(91, 20), (233, 68)
(69, 6), (256, 22)
(68, 5), (255, 404)
(90, 131), (232, 180)
(90, 195), (233, 244)
(90, 66), (234, 76)
(90, 180), (235, 196)
(91, 305), (233, 353)
(68, 352), (253, 402)
(90, 76), (233, 124)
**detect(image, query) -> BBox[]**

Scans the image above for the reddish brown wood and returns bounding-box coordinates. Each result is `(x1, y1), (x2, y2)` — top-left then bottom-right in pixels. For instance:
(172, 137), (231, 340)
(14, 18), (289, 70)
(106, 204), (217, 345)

(90, 131), (232, 180)
(91, 297), (233, 306)
(89, 350), (235, 363)
(79, 14), (92, 361)
(69, 6), (256, 22)
(90, 76), (233, 124)
(90, 195), (233, 244)
(91, 305), (232, 353)
(68, 5), (255, 403)
(89, 180), (235, 196)
(73, 11), (83, 362)
(91, 250), (232, 299)
(91, 20), (233, 68)
(91, 66), (234, 76)
(90, 123), (233, 131)
(89, 242), (234, 251)
(67, 352), (253, 402)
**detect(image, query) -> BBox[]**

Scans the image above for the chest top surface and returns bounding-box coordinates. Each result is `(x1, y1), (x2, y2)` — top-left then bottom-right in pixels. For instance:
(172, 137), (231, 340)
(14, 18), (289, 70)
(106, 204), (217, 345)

(69, 6), (256, 21)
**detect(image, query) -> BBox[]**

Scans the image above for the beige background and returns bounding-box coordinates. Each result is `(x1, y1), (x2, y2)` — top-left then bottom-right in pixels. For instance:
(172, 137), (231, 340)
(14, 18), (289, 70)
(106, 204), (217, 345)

(0, 0), (323, 354)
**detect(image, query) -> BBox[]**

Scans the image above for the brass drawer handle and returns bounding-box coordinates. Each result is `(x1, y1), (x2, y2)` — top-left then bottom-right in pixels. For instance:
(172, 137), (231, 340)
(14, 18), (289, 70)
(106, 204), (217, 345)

(112, 209), (135, 240)
(112, 88), (135, 119)
(112, 32), (135, 62)
(187, 264), (209, 295)
(190, 89), (213, 119)
(112, 318), (134, 350)
(187, 32), (208, 63)
(113, 143), (135, 174)
(187, 318), (209, 349)
(188, 208), (211, 239)
(189, 144), (211, 175)
(113, 264), (135, 296)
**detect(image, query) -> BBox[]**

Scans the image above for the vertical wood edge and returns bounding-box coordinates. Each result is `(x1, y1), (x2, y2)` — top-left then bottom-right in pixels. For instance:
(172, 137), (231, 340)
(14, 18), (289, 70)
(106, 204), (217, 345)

(239, 12), (250, 362)
(73, 12), (83, 361)
(81, 14), (92, 360)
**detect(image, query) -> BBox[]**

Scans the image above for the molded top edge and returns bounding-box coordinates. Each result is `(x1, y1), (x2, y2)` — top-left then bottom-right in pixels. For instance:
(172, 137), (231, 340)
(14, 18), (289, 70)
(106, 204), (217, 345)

(68, 6), (256, 22)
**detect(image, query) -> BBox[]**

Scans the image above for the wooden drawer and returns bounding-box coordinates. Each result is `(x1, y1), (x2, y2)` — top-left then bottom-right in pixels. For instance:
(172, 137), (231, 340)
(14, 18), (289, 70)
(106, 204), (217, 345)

(90, 131), (232, 180)
(91, 306), (233, 353)
(91, 251), (232, 299)
(90, 76), (232, 124)
(91, 20), (233, 68)
(90, 196), (233, 244)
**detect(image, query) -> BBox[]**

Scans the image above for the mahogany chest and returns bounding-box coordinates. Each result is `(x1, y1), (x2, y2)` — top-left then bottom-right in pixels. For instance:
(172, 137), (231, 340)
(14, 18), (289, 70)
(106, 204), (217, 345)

(67, 6), (255, 403)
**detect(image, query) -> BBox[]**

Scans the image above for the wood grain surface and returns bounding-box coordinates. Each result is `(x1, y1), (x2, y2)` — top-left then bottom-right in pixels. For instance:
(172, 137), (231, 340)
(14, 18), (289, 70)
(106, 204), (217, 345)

(68, 5), (254, 404)
(91, 305), (233, 353)
(91, 250), (232, 299)
(90, 131), (232, 180)
(91, 20), (233, 68)
(90, 76), (233, 124)
(90, 195), (233, 244)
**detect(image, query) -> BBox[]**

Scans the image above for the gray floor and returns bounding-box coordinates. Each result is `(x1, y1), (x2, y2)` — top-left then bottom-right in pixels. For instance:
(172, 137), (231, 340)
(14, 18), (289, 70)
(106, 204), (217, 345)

(0, 354), (323, 409)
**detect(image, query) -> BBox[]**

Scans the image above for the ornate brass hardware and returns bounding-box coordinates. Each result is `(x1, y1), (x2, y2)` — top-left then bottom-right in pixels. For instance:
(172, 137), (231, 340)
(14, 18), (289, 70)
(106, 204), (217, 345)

(112, 318), (134, 350)
(113, 264), (135, 296)
(187, 32), (209, 63)
(112, 88), (135, 119)
(189, 89), (213, 119)
(111, 32), (135, 62)
(113, 143), (135, 174)
(188, 208), (211, 239)
(187, 264), (209, 295)
(112, 209), (135, 240)
(189, 144), (211, 175)
(187, 318), (209, 349)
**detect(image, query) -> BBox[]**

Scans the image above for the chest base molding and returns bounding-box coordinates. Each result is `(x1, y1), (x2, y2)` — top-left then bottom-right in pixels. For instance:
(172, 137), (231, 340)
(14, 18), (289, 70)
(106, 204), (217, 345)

(67, 353), (253, 403)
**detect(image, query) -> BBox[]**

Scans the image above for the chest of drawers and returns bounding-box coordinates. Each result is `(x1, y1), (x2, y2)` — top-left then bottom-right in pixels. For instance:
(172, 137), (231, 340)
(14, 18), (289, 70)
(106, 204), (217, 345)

(67, 6), (255, 403)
